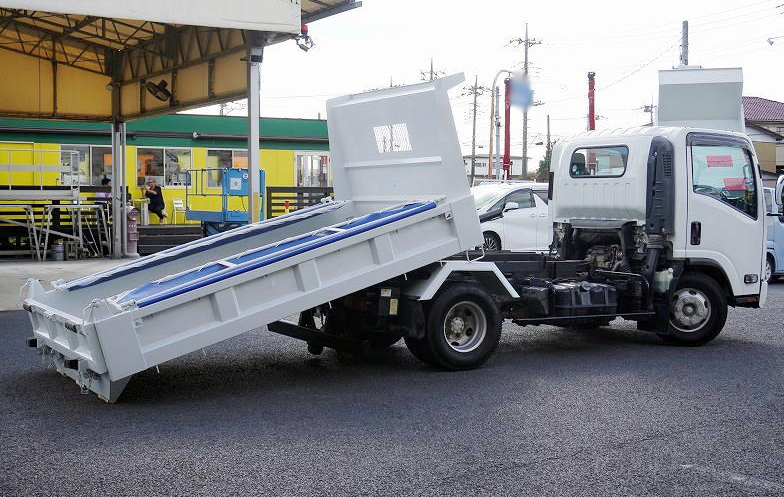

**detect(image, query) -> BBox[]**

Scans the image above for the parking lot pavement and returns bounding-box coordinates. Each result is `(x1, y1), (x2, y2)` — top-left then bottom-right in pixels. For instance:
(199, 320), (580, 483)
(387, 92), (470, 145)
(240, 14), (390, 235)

(0, 259), (127, 311)
(2, 286), (783, 496)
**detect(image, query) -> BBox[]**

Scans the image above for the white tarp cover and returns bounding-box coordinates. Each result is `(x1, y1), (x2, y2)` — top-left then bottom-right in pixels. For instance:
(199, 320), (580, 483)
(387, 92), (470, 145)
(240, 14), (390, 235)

(0, 0), (301, 33)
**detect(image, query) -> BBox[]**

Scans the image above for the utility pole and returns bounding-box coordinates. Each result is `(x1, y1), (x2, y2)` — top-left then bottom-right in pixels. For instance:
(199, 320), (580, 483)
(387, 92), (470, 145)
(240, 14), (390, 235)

(546, 114), (551, 162)
(680, 20), (689, 66)
(644, 97), (657, 125)
(516, 23), (540, 179)
(587, 72), (596, 131)
(503, 78), (512, 180)
(464, 76), (488, 183)
(494, 86), (501, 180)
(420, 58), (444, 82)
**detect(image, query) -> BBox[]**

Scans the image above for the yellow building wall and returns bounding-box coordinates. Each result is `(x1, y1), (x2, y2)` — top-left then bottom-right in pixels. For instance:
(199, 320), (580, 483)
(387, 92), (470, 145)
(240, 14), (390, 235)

(0, 141), (63, 187)
(1, 142), (300, 221)
(752, 141), (777, 174)
(0, 142), (34, 186)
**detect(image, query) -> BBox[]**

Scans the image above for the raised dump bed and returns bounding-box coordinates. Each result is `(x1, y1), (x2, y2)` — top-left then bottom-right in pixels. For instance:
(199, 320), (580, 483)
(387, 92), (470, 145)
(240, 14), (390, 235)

(20, 74), (482, 401)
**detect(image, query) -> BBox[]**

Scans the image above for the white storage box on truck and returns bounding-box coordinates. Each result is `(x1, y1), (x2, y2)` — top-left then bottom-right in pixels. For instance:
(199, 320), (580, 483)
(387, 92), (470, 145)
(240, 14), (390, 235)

(20, 74), (481, 402)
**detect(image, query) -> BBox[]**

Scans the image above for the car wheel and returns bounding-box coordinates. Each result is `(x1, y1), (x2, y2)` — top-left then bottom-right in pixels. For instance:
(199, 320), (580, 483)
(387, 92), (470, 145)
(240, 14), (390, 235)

(483, 232), (501, 251)
(765, 256), (773, 282)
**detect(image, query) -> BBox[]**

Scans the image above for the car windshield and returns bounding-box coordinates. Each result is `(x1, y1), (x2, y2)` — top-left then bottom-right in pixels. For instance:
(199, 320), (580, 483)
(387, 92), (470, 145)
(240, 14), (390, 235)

(472, 188), (507, 210)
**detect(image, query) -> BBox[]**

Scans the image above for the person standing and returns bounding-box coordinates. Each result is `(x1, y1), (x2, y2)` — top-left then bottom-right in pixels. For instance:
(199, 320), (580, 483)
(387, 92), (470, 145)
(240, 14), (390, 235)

(142, 178), (168, 224)
(96, 177), (112, 203)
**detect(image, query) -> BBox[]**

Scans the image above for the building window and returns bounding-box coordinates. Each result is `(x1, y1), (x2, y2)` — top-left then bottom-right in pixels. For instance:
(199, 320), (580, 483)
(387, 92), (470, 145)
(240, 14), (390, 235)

(90, 146), (112, 186)
(233, 149), (248, 168)
(137, 148), (192, 187)
(60, 145), (89, 185)
(206, 149), (247, 187)
(164, 148), (191, 186)
(137, 148), (164, 187)
(296, 151), (330, 187)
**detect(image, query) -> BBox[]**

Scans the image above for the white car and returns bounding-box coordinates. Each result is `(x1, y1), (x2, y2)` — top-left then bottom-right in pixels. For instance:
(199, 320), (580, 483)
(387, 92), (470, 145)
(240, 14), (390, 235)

(471, 182), (551, 251)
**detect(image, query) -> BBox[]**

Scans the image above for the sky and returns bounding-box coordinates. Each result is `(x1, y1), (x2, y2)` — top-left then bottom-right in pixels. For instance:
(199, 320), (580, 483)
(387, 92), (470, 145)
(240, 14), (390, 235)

(194, 0), (784, 173)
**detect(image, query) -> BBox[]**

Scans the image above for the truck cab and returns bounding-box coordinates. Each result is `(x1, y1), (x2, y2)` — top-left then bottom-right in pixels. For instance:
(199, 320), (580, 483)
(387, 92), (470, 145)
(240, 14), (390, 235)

(392, 125), (769, 370)
(550, 126), (767, 305)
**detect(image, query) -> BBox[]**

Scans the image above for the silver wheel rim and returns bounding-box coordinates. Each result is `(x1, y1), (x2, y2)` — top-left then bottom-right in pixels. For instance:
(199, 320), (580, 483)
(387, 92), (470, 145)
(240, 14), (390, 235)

(483, 235), (499, 251)
(443, 301), (487, 353)
(765, 260), (772, 282)
(670, 287), (711, 333)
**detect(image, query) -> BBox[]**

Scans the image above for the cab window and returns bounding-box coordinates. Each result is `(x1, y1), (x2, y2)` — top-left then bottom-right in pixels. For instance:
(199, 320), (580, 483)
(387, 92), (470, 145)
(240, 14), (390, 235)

(691, 143), (757, 219)
(569, 146), (628, 178)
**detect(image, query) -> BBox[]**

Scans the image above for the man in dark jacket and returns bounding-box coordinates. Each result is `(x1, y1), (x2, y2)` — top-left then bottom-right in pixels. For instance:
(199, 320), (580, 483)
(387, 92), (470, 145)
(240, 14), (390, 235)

(142, 178), (168, 223)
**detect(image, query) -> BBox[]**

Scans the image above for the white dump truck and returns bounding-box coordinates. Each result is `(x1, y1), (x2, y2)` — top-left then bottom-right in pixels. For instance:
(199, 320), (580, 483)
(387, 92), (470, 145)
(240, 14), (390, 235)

(20, 74), (771, 402)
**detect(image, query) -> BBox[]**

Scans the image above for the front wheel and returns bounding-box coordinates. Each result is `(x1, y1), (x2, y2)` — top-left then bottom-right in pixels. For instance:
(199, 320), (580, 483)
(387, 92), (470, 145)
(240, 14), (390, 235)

(483, 232), (501, 251)
(409, 284), (502, 370)
(664, 272), (727, 346)
(765, 256), (773, 282)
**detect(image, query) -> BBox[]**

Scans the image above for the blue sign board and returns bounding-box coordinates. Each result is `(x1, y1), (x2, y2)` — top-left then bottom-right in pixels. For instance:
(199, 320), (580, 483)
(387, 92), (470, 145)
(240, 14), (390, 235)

(510, 77), (533, 109)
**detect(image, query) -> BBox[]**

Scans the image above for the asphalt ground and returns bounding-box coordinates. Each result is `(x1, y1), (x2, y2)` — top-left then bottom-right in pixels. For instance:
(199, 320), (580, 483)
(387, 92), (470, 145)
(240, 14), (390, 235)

(1, 286), (783, 496)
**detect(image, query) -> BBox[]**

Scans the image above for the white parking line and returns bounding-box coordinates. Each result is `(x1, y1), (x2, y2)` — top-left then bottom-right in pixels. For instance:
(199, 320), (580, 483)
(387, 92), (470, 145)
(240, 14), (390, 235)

(680, 464), (784, 492)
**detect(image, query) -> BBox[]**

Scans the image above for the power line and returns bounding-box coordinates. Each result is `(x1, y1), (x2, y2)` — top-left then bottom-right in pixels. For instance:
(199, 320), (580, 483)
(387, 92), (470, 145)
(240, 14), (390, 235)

(598, 39), (680, 91)
(551, 0), (776, 43)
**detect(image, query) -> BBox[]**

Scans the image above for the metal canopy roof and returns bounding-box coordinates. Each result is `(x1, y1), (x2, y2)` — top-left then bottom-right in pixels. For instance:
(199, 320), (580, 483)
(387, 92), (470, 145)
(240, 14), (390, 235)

(0, 0), (360, 121)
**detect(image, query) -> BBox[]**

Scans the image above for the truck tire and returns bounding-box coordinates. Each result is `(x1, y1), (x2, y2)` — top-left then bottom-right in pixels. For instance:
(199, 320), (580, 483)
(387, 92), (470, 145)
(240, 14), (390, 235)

(417, 284), (502, 370)
(368, 331), (403, 350)
(403, 335), (438, 366)
(299, 307), (329, 355)
(483, 232), (501, 251)
(765, 255), (774, 282)
(664, 272), (727, 346)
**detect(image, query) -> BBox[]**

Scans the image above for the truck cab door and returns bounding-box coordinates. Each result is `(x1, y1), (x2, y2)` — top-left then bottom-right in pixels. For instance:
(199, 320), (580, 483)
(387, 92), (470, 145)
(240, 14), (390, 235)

(500, 189), (538, 251)
(686, 133), (765, 296)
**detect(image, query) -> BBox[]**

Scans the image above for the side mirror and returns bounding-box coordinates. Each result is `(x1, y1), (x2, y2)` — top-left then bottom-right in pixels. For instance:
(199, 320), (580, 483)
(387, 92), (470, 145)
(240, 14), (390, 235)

(776, 175), (784, 213)
(504, 201), (520, 212)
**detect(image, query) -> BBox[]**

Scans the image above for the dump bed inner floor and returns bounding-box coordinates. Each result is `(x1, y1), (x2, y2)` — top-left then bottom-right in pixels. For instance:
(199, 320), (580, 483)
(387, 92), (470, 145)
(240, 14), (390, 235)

(118, 201), (436, 307)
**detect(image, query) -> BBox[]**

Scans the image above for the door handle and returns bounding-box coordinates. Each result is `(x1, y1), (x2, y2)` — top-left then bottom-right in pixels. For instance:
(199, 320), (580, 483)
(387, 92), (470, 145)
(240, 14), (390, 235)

(529, 214), (536, 218)
(690, 221), (701, 245)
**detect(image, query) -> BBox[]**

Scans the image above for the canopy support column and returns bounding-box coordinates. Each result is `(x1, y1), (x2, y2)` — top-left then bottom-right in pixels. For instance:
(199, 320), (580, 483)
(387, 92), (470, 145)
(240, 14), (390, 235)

(247, 35), (264, 224)
(110, 120), (127, 258)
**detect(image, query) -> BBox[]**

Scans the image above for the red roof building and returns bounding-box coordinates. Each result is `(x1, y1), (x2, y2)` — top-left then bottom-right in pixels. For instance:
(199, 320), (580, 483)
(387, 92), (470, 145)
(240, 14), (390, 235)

(742, 96), (784, 178)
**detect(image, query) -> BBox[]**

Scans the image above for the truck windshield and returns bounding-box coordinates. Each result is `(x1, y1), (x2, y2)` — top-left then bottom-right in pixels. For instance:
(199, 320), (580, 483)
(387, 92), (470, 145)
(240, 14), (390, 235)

(691, 144), (757, 219)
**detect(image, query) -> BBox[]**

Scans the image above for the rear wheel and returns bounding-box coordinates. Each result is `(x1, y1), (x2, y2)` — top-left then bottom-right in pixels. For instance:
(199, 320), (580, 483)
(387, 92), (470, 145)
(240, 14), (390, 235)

(368, 331), (403, 349)
(765, 256), (774, 282)
(299, 307), (329, 355)
(663, 273), (727, 346)
(483, 232), (501, 251)
(409, 284), (501, 370)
